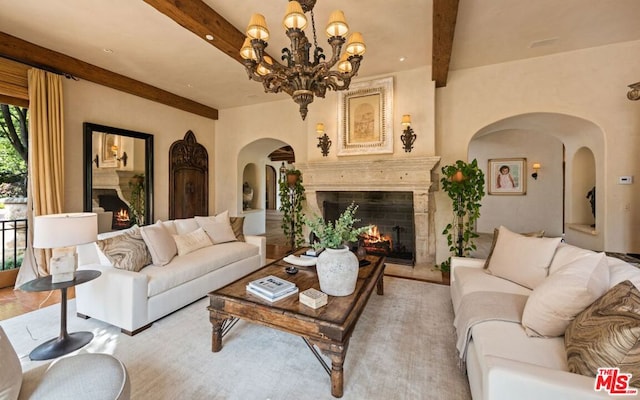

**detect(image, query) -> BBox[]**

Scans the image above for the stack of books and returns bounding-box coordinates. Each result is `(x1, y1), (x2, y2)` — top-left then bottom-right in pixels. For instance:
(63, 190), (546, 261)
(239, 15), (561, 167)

(246, 275), (298, 302)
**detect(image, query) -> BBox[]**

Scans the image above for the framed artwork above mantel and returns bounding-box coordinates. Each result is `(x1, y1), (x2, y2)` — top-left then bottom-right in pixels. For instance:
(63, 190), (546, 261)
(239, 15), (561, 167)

(337, 77), (393, 156)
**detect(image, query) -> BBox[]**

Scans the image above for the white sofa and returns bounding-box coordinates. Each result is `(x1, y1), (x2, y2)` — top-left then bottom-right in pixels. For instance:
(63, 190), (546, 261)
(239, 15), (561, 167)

(75, 218), (266, 335)
(451, 241), (640, 400)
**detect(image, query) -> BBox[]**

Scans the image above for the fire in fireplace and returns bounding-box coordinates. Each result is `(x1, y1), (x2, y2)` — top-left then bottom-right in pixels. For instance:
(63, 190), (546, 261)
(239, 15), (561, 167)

(114, 209), (131, 229)
(321, 191), (415, 265)
(93, 189), (134, 231)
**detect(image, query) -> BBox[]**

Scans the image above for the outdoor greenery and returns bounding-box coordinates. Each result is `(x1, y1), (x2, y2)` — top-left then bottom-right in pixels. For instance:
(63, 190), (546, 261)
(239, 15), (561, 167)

(0, 104), (28, 197)
(439, 159), (485, 272)
(305, 203), (371, 251)
(279, 168), (306, 249)
(128, 174), (145, 226)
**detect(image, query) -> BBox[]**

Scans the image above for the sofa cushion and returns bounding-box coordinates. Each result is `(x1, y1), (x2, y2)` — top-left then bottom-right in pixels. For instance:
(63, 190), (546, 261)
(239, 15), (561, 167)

(565, 280), (640, 387)
(522, 252), (610, 337)
(160, 220), (177, 236)
(96, 227), (152, 272)
(173, 218), (199, 235)
(140, 221), (177, 265)
(229, 217), (245, 242)
(482, 228), (545, 269)
(471, 320), (569, 372)
(451, 266), (531, 314)
(142, 241), (260, 297)
(200, 221), (237, 244)
(173, 228), (212, 256)
(486, 226), (562, 289)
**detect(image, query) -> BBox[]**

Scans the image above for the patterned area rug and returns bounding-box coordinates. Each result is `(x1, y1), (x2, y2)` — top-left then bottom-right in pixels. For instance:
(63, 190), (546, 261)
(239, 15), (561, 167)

(1, 277), (470, 400)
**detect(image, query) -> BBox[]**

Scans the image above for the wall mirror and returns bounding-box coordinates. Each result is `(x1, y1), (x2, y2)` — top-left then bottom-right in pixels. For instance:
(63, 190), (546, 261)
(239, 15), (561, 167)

(83, 123), (153, 233)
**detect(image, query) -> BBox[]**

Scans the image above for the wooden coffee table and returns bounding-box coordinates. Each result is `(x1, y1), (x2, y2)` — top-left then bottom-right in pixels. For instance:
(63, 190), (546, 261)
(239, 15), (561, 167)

(208, 250), (385, 398)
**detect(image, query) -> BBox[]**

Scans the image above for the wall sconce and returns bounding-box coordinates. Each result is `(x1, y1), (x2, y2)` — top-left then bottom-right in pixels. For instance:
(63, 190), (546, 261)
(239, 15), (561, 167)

(279, 161), (287, 182)
(400, 114), (416, 152)
(627, 82), (640, 101)
(531, 163), (541, 179)
(117, 151), (128, 167)
(316, 123), (331, 157)
(93, 154), (99, 168)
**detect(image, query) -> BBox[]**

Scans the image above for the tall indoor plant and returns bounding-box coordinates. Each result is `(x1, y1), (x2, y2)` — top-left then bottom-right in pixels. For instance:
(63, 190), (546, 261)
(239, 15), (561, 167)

(305, 203), (370, 296)
(439, 159), (485, 274)
(279, 167), (306, 249)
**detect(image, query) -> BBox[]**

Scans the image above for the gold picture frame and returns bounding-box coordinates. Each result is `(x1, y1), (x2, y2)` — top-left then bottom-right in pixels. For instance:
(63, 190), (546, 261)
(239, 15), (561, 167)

(488, 158), (527, 195)
(337, 77), (393, 155)
(100, 132), (120, 168)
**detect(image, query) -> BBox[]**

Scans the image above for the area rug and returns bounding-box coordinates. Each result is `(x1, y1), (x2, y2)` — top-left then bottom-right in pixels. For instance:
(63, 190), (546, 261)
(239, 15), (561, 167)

(1, 277), (470, 400)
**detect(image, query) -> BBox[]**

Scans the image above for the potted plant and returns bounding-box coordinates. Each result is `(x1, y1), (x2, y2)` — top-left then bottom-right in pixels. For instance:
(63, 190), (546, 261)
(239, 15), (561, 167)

(128, 174), (145, 226)
(279, 167), (305, 250)
(304, 203), (371, 296)
(439, 159), (485, 280)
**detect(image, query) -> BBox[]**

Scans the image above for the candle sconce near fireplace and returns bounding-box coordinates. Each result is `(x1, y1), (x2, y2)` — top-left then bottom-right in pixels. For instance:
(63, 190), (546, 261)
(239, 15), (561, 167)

(400, 114), (416, 152)
(316, 123), (332, 157)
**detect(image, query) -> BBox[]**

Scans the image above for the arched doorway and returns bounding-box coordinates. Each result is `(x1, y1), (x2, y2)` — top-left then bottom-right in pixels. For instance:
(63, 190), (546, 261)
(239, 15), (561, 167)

(265, 165), (276, 210)
(468, 112), (605, 250)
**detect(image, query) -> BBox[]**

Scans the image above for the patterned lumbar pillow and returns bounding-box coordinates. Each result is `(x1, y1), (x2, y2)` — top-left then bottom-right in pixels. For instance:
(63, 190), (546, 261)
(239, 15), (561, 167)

(173, 227), (213, 256)
(96, 227), (152, 272)
(229, 216), (245, 242)
(565, 280), (640, 387)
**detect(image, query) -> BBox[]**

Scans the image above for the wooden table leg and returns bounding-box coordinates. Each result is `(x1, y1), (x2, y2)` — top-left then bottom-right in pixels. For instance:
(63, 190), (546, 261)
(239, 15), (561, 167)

(312, 339), (350, 398)
(376, 274), (384, 295)
(209, 312), (227, 352)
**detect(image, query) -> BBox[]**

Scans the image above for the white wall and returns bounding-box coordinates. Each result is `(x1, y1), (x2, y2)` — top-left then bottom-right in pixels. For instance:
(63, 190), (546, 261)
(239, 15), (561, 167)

(469, 129), (564, 236)
(63, 79), (215, 220)
(435, 40), (640, 261)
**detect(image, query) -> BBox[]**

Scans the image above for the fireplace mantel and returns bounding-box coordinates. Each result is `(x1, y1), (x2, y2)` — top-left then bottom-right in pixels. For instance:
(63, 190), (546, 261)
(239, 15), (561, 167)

(298, 156), (441, 265)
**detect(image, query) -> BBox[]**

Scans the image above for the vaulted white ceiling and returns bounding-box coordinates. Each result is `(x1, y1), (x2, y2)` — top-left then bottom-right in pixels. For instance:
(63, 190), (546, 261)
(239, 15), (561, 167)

(0, 0), (638, 112)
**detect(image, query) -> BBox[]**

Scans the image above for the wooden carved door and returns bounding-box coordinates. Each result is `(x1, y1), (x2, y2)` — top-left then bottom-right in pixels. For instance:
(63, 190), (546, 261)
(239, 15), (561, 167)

(169, 131), (208, 219)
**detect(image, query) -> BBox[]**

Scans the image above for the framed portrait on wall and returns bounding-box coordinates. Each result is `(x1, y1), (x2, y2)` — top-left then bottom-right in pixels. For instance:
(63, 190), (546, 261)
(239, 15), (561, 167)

(337, 77), (393, 155)
(488, 158), (527, 195)
(100, 132), (120, 168)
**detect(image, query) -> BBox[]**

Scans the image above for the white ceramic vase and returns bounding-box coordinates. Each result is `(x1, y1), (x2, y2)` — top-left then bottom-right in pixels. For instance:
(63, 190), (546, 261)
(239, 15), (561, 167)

(316, 246), (359, 296)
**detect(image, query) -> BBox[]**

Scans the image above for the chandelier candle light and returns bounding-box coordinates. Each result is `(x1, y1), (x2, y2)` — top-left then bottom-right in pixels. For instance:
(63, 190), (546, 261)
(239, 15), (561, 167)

(240, 0), (366, 120)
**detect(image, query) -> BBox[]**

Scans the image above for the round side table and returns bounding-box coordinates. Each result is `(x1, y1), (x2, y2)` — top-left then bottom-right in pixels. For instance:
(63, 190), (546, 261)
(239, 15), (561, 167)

(20, 270), (101, 360)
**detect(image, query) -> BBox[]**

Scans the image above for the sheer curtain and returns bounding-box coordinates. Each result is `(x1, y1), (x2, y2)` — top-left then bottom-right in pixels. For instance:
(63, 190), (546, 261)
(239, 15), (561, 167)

(14, 69), (65, 288)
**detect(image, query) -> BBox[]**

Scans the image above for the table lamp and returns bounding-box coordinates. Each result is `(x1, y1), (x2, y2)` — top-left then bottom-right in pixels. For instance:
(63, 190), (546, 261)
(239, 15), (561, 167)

(33, 213), (97, 283)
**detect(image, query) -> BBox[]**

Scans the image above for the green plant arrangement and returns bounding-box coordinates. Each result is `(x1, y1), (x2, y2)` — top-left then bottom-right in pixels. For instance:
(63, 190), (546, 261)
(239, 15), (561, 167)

(304, 203), (371, 250)
(128, 174), (145, 226)
(279, 168), (306, 249)
(439, 159), (485, 272)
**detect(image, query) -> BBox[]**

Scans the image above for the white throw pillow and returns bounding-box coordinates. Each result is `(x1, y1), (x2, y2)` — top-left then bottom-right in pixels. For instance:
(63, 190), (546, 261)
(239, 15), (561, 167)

(200, 221), (238, 244)
(194, 210), (229, 226)
(486, 225), (562, 289)
(521, 252), (610, 337)
(0, 327), (22, 400)
(173, 227), (213, 256)
(173, 218), (199, 235)
(140, 221), (178, 265)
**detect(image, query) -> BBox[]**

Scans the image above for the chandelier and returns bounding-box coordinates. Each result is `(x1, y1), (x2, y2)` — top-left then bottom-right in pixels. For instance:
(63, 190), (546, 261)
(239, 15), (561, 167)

(240, 0), (366, 120)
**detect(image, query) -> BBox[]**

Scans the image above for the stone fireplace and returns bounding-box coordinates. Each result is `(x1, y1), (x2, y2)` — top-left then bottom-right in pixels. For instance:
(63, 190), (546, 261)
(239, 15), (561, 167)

(298, 156), (440, 265)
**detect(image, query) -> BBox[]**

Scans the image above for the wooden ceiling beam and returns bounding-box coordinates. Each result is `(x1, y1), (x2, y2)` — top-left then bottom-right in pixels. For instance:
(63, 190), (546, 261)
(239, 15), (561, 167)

(0, 31), (218, 119)
(432, 0), (459, 88)
(143, 0), (246, 64)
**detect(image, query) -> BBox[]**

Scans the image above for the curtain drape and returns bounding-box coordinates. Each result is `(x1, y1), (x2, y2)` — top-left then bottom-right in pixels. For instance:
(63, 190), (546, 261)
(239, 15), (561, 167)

(14, 69), (65, 288)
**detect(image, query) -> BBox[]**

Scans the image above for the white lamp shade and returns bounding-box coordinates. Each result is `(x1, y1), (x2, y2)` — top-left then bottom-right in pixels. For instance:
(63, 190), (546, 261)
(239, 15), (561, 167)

(33, 213), (98, 249)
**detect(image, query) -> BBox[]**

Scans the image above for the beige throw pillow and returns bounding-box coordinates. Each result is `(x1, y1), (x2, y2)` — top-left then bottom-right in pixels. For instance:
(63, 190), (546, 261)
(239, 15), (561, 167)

(486, 226), (562, 289)
(96, 227), (152, 272)
(173, 227), (212, 256)
(565, 280), (640, 388)
(173, 218), (199, 235)
(140, 221), (178, 265)
(200, 221), (237, 244)
(483, 228), (545, 269)
(522, 252), (610, 337)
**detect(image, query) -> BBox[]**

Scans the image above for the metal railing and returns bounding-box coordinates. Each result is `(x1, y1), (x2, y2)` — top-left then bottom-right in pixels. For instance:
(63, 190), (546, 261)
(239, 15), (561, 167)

(1, 218), (27, 271)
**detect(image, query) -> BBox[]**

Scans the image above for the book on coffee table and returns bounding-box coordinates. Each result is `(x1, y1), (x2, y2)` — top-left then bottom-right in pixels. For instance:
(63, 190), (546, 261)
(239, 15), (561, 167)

(247, 275), (295, 297)
(246, 285), (299, 302)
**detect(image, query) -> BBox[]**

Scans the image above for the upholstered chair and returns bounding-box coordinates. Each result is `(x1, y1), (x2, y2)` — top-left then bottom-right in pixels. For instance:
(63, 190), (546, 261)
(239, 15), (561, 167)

(0, 326), (130, 400)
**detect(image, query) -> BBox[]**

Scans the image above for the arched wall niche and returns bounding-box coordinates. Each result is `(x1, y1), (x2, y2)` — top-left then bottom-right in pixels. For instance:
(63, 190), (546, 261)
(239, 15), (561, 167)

(242, 163), (258, 210)
(237, 138), (295, 235)
(571, 147), (596, 226)
(468, 112), (605, 250)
